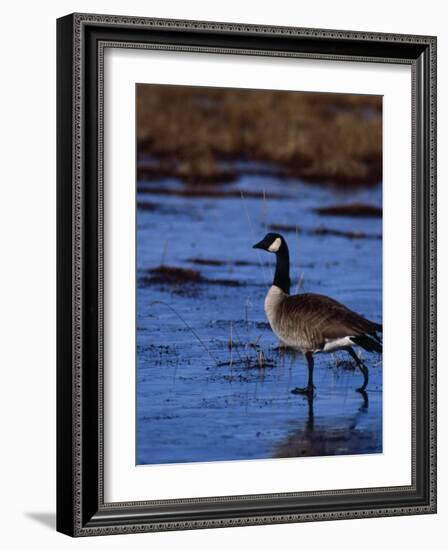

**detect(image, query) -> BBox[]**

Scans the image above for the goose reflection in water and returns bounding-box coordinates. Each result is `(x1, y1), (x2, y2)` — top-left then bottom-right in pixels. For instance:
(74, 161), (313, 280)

(274, 390), (377, 458)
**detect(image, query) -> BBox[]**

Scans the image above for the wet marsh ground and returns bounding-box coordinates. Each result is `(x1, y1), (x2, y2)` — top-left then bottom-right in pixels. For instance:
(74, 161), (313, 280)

(136, 164), (382, 465)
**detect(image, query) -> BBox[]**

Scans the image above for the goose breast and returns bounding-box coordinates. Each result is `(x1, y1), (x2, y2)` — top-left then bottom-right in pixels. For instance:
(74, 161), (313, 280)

(264, 286), (316, 350)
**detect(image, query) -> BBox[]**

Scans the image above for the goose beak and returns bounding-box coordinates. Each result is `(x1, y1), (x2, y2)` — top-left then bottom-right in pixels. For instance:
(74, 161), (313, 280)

(253, 239), (266, 250)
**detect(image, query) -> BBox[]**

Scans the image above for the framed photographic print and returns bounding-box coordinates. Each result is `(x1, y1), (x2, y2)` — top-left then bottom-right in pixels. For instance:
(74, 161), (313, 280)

(56, 13), (437, 536)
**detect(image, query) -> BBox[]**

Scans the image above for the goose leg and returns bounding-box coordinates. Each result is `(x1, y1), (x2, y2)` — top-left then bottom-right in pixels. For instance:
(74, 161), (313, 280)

(345, 347), (369, 392)
(291, 351), (315, 396)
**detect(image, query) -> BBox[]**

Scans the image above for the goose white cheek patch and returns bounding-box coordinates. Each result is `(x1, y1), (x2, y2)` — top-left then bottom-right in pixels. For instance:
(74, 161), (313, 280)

(268, 237), (282, 252)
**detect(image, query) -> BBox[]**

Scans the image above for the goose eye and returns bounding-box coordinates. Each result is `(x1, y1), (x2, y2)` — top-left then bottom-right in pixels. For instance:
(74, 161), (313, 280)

(268, 237), (282, 252)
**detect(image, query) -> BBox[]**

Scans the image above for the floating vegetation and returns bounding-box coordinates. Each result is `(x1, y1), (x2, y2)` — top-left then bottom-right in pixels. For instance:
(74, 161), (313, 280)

(187, 258), (227, 266)
(136, 201), (189, 216)
(313, 226), (381, 240)
(268, 223), (381, 240)
(330, 358), (357, 371)
(217, 343), (277, 370)
(146, 265), (204, 284)
(136, 200), (159, 211)
(315, 203), (382, 218)
(217, 358), (277, 369)
(140, 265), (242, 294)
(187, 257), (269, 267)
(137, 186), (289, 200)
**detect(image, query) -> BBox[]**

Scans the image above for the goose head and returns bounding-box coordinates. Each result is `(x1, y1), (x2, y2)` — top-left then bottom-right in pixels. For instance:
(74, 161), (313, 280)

(253, 233), (286, 254)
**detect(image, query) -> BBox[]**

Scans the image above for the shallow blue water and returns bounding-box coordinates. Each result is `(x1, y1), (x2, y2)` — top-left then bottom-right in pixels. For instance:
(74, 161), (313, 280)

(136, 167), (382, 465)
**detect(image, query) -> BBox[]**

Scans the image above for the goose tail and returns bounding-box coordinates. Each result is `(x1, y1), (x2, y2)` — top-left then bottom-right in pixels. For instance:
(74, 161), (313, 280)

(351, 334), (383, 354)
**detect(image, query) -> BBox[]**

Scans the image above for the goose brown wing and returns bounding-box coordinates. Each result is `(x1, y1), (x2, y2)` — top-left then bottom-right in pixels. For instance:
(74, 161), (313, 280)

(279, 293), (380, 345)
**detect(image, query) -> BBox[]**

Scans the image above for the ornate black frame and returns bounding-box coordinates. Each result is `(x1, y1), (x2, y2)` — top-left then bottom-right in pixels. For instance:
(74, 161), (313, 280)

(56, 13), (437, 537)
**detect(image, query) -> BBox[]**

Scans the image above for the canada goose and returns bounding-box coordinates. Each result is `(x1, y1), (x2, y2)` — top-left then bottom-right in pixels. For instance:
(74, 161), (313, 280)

(253, 232), (382, 395)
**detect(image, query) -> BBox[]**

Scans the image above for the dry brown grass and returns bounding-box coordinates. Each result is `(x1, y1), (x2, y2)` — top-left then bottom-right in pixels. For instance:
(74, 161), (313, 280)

(137, 85), (382, 187)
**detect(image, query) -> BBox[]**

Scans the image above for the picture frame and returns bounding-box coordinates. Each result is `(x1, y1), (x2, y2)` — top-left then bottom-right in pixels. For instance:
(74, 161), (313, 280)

(56, 12), (437, 537)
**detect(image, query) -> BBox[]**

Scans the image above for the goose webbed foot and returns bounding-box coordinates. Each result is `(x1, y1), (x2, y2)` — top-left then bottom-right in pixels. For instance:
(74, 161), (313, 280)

(291, 385), (315, 397)
(356, 388), (369, 410)
(291, 351), (316, 396)
(356, 383), (368, 393)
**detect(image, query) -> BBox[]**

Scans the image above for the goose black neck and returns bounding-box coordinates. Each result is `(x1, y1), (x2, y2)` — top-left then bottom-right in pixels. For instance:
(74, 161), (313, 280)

(273, 244), (290, 294)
